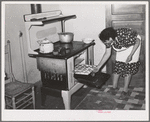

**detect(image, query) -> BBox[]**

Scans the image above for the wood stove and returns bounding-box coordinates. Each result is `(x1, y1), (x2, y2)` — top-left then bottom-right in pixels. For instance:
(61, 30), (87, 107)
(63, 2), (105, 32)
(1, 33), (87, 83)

(29, 41), (94, 109)
(24, 11), (95, 109)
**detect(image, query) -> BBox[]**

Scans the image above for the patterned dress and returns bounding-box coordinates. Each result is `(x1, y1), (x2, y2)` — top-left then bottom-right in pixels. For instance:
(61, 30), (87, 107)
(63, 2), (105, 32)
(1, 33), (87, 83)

(107, 28), (141, 77)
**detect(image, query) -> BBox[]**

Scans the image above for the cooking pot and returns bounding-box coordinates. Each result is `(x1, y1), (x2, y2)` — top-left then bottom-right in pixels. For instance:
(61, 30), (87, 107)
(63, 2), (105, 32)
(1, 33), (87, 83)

(37, 38), (54, 53)
(58, 32), (74, 43)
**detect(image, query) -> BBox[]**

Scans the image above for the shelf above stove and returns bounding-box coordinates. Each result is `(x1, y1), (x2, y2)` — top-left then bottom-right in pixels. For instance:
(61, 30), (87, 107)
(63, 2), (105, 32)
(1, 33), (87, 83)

(24, 10), (76, 23)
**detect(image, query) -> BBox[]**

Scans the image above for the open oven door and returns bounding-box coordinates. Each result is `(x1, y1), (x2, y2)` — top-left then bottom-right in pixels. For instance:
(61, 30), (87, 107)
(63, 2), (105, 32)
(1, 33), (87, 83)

(74, 71), (110, 88)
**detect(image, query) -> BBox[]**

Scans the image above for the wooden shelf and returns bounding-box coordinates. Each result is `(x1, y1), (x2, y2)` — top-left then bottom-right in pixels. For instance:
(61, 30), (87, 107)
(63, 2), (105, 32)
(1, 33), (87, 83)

(28, 15), (76, 23)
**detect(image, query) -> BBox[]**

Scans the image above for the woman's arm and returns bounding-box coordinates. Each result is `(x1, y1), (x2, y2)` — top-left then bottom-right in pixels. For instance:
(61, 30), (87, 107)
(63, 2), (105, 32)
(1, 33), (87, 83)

(126, 37), (141, 63)
(93, 47), (112, 72)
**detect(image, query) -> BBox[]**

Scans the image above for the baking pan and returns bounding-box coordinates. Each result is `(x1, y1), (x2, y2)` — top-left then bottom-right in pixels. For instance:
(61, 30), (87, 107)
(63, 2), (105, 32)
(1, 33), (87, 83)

(74, 71), (110, 88)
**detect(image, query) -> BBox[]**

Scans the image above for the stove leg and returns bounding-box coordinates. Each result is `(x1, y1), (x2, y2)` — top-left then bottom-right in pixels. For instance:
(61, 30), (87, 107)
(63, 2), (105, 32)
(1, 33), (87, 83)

(61, 90), (70, 110)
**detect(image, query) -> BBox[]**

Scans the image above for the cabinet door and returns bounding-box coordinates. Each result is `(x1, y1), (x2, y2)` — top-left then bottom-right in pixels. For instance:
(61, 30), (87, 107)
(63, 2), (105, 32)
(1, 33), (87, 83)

(106, 4), (145, 87)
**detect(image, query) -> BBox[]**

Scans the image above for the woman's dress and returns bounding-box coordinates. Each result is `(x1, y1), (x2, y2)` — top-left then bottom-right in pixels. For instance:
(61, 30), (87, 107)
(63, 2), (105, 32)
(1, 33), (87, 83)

(112, 28), (141, 77)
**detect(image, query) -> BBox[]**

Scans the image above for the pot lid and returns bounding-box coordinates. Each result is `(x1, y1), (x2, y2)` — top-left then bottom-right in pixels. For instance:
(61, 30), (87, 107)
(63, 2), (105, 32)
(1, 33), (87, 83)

(37, 38), (52, 44)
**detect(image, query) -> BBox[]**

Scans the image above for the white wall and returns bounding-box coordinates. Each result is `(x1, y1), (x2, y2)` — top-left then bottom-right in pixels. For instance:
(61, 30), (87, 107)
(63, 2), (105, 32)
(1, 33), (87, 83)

(58, 3), (106, 66)
(4, 2), (106, 83)
(5, 4), (35, 83)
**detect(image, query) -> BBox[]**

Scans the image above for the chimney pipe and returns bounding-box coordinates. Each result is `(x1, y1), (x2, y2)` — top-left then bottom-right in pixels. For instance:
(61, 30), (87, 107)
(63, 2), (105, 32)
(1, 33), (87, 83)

(31, 4), (42, 14)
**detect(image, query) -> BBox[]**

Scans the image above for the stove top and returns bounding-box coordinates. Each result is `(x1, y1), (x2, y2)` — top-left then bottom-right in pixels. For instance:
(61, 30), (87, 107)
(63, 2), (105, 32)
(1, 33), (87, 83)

(29, 41), (95, 59)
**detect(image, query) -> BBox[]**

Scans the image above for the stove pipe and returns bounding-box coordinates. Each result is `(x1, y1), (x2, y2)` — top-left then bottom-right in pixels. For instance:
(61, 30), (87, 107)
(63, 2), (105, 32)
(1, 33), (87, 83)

(31, 4), (42, 14)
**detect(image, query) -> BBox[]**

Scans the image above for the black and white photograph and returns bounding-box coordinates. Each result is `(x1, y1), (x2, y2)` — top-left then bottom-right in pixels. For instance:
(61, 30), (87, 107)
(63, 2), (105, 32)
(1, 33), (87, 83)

(1, 1), (149, 121)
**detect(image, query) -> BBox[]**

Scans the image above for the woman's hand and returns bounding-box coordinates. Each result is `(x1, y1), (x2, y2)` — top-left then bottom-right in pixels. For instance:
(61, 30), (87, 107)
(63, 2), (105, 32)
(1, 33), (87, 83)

(126, 37), (140, 63)
(92, 66), (100, 73)
(126, 55), (132, 63)
(91, 67), (100, 77)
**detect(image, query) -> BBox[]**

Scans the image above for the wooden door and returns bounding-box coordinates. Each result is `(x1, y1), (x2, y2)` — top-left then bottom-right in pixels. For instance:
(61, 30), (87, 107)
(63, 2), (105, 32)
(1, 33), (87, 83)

(106, 4), (145, 87)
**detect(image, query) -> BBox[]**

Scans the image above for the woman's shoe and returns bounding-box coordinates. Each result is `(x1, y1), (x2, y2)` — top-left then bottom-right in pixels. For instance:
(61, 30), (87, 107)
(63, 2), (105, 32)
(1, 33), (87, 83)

(108, 87), (119, 94)
(119, 91), (130, 100)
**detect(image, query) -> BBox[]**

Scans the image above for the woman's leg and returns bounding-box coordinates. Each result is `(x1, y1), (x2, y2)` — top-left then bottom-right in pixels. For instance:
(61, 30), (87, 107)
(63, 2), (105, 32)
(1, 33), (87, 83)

(112, 73), (120, 88)
(119, 74), (132, 99)
(123, 74), (132, 92)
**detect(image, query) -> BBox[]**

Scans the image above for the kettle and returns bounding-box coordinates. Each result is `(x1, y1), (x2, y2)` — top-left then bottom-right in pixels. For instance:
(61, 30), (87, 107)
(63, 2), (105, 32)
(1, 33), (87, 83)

(37, 38), (54, 53)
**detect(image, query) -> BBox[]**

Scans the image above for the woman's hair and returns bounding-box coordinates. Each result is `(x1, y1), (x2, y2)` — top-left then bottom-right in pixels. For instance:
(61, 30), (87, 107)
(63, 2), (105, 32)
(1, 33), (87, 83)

(99, 27), (117, 42)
